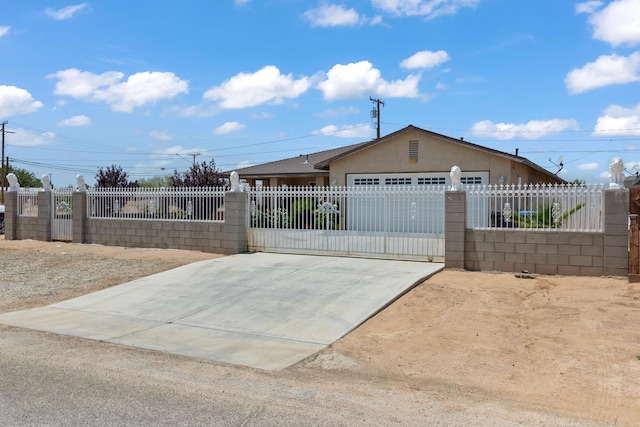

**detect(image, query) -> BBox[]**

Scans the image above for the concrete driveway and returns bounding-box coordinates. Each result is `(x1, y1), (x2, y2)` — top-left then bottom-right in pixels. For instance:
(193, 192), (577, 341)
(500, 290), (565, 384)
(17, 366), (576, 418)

(0, 253), (443, 370)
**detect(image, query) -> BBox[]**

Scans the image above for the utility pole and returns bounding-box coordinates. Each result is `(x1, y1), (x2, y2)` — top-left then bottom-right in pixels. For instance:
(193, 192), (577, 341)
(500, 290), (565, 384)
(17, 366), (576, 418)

(1, 121), (15, 203)
(188, 152), (201, 165)
(369, 97), (384, 139)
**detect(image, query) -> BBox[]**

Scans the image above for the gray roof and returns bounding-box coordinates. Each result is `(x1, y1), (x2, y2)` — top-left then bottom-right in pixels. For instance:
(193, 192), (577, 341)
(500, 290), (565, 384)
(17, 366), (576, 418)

(227, 141), (371, 178)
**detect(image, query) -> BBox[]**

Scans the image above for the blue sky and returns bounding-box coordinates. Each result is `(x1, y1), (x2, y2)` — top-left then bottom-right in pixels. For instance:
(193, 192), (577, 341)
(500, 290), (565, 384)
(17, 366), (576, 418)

(1, 0), (639, 186)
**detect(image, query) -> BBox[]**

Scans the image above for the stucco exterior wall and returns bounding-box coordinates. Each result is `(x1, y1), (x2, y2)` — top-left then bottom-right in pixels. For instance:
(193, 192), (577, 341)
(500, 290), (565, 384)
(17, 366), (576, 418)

(328, 129), (557, 186)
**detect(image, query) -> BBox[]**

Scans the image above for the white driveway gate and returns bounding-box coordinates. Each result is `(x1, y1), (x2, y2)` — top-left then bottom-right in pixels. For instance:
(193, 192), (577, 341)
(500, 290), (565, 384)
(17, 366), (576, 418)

(247, 186), (446, 261)
(51, 188), (73, 241)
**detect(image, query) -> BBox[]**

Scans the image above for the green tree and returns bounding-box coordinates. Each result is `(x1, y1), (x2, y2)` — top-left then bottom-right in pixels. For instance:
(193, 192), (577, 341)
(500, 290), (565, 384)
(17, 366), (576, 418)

(139, 175), (172, 188)
(1, 165), (42, 188)
(171, 159), (225, 188)
(95, 165), (139, 188)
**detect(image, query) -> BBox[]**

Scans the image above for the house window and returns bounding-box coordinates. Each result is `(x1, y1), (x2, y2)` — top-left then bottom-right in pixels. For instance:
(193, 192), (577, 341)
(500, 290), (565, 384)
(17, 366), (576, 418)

(461, 176), (483, 185)
(409, 141), (418, 163)
(354, 178), (380, 186)
(417, 177), (446, 185)
(385, 177), (412, 185)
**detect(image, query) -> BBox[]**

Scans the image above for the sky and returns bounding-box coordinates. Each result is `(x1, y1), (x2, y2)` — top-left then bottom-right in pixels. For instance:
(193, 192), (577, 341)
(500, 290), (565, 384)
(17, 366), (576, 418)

(1, 0), (640, 187)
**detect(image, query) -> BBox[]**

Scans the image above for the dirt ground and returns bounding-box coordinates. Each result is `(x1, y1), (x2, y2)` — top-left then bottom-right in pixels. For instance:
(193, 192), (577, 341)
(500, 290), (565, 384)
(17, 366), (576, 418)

(2, 237), (640, 425)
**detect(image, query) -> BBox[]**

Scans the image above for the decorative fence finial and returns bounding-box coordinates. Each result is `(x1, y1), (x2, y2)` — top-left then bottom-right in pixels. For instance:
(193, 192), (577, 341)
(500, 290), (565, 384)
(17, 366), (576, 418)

(230, 171), (242, 192)
(76, 174), (86, 192)
(6, 173), (20, 191)
(609, 157), (624, 189)
(450, 165), (462, 190)
(41, 174), (52, 191)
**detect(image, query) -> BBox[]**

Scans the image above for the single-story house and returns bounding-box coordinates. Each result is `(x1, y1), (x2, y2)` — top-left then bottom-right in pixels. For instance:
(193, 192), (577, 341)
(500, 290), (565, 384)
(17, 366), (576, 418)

(230, 125), (564, 187)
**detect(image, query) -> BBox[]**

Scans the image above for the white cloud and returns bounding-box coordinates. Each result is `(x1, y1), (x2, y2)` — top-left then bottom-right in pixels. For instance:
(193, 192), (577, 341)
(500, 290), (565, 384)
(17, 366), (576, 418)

(149, 130), (173, 140)
(317, 61), (420, 100)
(48, 68), (189, 112)
(316, 106), (360, 118)
(45, 3), (87, 20)
(436, 81), (447, 90)
(235, 0), (251, 6)
(8, 129), (55, 147)
(57, 115), (91, 127)
(594, 103), (640, 136)
(170, 104), (217, 118)
(312, 124), (373, 138)
(400, 50), (450, 69)
(214, 121), (245, 135)
(582, 0), (640, 46)
(470, 119), (579, 139)
(578, 162), (599, 170)
(154, 145), (208, 157)
(565, 52), (640, 94)
(252, 112), (274, 119)
(0, 85), (44, 117)
(575, 1), (602, 14)
(370, 15), (384, 25)
(235, 161), (253, 169)
(304, 4), (363, 27)
(0, 25), (10, 37)
(371, 0), (479, 20)
(204, 66), (310, 109)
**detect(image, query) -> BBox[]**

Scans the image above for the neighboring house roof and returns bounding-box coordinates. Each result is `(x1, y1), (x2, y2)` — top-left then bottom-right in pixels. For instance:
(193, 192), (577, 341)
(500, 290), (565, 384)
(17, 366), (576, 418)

(228, 141), (370, 178)
(230, 124), (564, 182)
(624, 175), (640, 188)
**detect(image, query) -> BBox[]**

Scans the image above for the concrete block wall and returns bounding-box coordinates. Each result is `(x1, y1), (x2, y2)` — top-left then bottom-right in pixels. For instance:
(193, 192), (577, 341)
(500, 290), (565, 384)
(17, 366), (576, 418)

(603, 189), (630, 276)
(448, 189), (629, 277)
(4, 191), (16, 239)
(79, 191), (248, 255)
(5, 191), (51, 241)
(444, 191), (465, 269)
(464, 230), (606, 276)
(72, 191), (87, 243)
(5, 191), (249, 256)
(84, 218), (229, 253)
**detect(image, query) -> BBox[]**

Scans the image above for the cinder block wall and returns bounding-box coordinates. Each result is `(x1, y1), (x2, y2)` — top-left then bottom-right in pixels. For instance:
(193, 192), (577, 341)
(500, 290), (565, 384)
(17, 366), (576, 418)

(603, 189), (630, 276)
(453, 189), (629, 277)
(81, 191), (248, 255)
(464, 230), (606, 276)
(6, 191), (51, 241)
(444, 191), (465, 269)
(4, 191), (16, 239)
(5, 191), (249, 256)
(84, 219), (229, 253)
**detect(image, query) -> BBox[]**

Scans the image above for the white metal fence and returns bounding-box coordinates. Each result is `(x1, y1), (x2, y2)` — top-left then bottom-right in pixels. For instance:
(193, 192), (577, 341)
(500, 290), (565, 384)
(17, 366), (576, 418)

(247, 186), (446, 261)
(17, 188), (39, 217)
(87, 187), (226, 221)
(466, 184), (605, 231)
(52, 188), (74, 241)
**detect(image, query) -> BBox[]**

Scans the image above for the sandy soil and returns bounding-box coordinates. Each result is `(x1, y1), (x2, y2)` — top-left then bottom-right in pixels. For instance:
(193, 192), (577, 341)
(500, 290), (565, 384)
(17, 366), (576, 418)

(326, 270), (640, 426)
(2, 236), (639, 425)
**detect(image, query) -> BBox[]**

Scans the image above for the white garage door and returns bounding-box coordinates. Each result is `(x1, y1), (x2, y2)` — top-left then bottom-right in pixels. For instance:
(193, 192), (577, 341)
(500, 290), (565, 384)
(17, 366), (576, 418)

(346, 172), (488, 234)
(346, 172), (488, 188)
